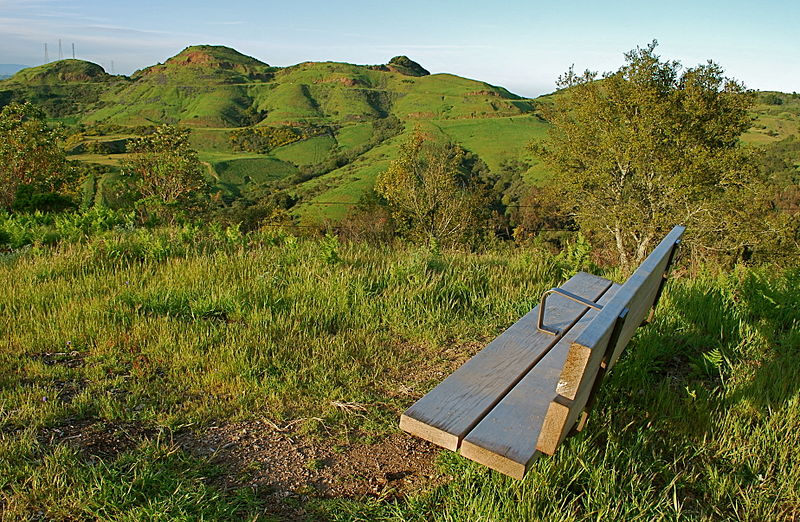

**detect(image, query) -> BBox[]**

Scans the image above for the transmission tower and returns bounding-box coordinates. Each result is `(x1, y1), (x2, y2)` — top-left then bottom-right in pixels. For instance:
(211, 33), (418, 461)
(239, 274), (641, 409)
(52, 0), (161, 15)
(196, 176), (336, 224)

(58, 39), (63, 60)
(72, 43), (75, 59)
(44, 43), (48, 63)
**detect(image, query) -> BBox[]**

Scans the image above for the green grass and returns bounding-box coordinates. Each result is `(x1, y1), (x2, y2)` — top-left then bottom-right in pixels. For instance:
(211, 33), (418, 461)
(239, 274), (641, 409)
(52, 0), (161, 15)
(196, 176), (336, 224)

(272, 135), (337, 166)
(335, 123), (373, 151)
(210, 156), (297, 186)
(1, 216), (798, 519)
(429, 116), (549, 173)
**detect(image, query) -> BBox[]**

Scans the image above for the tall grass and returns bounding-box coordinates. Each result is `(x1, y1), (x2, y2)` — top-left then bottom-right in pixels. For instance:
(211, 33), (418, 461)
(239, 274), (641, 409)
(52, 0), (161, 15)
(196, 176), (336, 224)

(1, 221), (797, 519)
(315, 267), (800, 521)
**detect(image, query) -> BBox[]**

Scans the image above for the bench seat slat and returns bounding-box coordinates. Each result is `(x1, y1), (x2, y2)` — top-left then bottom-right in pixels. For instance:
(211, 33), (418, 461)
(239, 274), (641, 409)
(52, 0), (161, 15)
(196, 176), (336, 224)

(400, 272), (613, 451)
(459, 284), (621, 479)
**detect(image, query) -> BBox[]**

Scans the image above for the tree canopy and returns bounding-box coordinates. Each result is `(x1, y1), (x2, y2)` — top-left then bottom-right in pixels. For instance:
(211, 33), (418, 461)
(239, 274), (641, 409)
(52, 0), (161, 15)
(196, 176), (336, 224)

(122, 125), (208, 220)
(0, 102), (75, 209)
(536, 41), (770, 267)
(375, 131), (485, 247)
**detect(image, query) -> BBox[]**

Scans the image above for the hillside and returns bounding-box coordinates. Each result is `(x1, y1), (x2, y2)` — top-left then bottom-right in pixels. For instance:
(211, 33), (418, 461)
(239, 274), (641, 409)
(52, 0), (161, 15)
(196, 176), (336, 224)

(0, 45), (547, 221)
(1, 46), (797, 224)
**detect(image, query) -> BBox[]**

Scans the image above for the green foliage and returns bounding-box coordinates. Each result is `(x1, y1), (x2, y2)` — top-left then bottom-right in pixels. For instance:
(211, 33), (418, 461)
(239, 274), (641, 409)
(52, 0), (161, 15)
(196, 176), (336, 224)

(0, 102), (77, 208)
(554, 232), (594, 277)
(122, 125), (208, 221)
(536, 41), (769, 269)
(375, 131), (487, 247)
(319, 232), (342, 264)
(229, 124), (330, 153)
(12, 184), (75, 213)
(0, 206), (133, 248)
(762, 93), (784, 106)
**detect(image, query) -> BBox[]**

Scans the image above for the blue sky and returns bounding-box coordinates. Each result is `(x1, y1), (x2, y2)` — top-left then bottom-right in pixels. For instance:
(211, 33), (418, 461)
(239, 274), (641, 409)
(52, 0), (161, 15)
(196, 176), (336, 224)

(1, 0), (797, 97)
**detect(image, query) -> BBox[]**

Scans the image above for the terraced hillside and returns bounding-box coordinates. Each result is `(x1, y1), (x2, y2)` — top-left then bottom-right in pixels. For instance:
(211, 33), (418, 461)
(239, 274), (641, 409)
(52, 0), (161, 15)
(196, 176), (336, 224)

(2, 46), (797, 223)
(0, 45), (548, 221)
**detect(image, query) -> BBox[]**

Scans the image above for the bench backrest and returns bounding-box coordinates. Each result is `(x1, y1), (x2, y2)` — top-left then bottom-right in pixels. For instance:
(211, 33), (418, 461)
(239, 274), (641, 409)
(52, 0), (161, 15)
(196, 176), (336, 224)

(537, 225), (685, 455)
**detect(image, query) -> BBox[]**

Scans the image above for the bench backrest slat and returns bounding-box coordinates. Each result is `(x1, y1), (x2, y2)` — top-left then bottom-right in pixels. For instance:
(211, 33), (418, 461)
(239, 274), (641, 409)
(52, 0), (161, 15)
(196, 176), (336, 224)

(537, 226), (685, 455)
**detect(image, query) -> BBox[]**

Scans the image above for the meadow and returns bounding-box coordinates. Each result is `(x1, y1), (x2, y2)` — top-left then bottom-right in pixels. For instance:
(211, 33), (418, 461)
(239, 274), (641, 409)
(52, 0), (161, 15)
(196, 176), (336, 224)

(1, 213), (798, 520)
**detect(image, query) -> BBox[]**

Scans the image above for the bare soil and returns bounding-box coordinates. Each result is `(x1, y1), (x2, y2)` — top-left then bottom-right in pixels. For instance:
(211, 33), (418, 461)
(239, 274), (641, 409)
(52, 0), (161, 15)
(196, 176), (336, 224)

(175, 420), (444, 500)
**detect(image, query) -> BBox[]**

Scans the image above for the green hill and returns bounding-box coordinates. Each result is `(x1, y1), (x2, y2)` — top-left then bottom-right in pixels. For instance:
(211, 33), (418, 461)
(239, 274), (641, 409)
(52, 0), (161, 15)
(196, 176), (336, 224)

(0, 59), (122, 119)
(1, 45), (797, 223)
(7, 59), (112, 84)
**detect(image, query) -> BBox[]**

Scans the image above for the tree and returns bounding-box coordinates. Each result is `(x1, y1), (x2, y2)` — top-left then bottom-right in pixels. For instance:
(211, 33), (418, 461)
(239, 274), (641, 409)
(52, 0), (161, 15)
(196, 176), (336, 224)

(375, 130), (485, 247)
(122, 125), (208, 220)
(536, 41), (767, 268)
(0, 102), (75, 209)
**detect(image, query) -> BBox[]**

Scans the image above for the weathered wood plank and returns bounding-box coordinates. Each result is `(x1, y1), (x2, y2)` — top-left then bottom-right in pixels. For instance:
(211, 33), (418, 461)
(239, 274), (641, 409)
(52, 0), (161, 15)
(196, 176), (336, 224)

(459, 284), (621, 479)
(537, 226), (685, 455)
(400, 272), (613, 451)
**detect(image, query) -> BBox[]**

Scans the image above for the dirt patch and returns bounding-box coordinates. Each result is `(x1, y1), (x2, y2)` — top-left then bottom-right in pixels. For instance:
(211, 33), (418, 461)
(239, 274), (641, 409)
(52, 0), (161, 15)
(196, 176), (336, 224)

(31, 350), (86, 368)
(38, 419), (156, 460)
(175, 420), (445, 501)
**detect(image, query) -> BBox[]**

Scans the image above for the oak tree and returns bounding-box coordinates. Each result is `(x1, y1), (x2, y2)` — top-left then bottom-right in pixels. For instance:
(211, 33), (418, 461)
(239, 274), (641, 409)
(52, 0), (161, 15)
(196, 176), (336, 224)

(122, 125), (208, 220)
(375, 131), (484, 246)
(536, 41), (766, 268)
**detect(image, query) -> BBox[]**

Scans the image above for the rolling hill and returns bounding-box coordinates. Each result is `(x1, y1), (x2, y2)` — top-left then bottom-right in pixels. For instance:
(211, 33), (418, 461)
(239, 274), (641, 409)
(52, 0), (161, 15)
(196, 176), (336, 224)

(1, 46), (797, 223)
(0, 45), (548, 222)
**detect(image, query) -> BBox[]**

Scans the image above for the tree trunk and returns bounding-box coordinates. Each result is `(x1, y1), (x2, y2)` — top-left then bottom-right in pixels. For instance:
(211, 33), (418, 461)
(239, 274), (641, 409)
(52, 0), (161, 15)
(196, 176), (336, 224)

(633, 233), (655, 266)
(613, 226), (631, 270)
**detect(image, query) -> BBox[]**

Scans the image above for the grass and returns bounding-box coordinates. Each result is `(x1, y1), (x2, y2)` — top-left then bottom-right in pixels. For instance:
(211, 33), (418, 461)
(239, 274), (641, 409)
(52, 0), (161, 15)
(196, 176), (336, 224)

(1, 216), (798, 519)
(335, 123), (373, 151)
(272, 135), (338, 166)
(427, 116), (549, 173)
(207, 156), (297, 184)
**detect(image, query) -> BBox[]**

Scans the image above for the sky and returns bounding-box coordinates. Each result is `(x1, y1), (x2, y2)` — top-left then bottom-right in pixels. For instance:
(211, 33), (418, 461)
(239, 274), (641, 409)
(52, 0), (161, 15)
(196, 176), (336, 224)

(1, 0), (798, 97)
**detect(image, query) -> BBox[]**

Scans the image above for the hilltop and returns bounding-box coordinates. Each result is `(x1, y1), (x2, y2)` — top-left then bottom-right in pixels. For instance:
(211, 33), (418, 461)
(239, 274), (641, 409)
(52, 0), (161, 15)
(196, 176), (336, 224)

(132, 45), (274, 82)
(0, 44), (548, 222)
(6, 59), (112, 84)
(1, 45), (797, 224)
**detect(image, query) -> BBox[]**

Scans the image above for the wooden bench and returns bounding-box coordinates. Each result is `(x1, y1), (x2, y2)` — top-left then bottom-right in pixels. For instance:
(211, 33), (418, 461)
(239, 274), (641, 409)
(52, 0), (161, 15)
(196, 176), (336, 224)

(400, 226), (685, 479)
